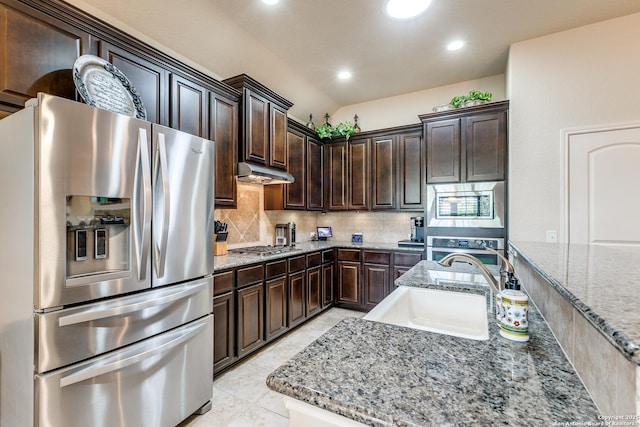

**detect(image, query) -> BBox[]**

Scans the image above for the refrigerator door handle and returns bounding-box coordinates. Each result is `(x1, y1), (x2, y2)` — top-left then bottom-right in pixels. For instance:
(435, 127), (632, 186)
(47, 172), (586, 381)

(153, 132), (170, 279)
(135, 128), (152, 282)
(57, 282), (206, 327)
(59, 319), (206, 388)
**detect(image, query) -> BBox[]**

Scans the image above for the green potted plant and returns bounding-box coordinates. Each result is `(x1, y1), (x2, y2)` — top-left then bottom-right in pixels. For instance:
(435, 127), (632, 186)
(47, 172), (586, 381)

(450, 90), (492, 108)
(315, 121), (357, 141)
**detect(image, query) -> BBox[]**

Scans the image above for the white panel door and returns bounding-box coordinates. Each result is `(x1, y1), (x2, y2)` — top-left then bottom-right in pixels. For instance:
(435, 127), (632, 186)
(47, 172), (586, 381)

(568, 126), (640, 245)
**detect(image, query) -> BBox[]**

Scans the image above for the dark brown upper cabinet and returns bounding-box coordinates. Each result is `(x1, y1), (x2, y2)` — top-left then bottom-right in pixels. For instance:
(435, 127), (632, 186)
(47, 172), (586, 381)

(170, 74), (208, 138)
(223, 74), (293, 170)
(420, 101), (508, 184)
(348, 138), (370, 210)
(210, 93), (240, 208)
(264, 121), (321, 211)
(371, 136), (395, 210)
(100, 42), (169, 126)
(325, 141), (348, 211)
(0, 1), (95, 113)
(325, 137), (370, 212)
(306, 136), (324, 211)
(283, 129), (306, 209)
(397, 131), (424, 210)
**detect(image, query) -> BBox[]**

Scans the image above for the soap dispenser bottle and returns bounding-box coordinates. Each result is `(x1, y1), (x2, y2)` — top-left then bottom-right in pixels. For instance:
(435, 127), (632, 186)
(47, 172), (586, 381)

(495, 273), (529, 342)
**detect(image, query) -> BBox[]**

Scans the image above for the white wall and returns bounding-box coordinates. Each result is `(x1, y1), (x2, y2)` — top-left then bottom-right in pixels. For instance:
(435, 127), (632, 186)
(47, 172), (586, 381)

(329, 75), (506, 131)
(507, 12), (640, 242)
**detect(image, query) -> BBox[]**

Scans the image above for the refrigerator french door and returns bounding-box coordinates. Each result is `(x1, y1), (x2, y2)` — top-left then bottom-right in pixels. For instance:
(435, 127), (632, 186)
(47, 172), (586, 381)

(0, 93), (215, 427)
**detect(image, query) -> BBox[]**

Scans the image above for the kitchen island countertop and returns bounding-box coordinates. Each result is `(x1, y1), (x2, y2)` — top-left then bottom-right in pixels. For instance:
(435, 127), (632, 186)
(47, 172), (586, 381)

(266, 260), (600, 426)
(510, 241), (640, 364)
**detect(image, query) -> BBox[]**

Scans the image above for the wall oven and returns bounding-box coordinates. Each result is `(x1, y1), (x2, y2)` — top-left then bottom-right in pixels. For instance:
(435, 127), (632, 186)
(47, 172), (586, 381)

(425, 181), (506, 264)
(426, 236), (505, 265)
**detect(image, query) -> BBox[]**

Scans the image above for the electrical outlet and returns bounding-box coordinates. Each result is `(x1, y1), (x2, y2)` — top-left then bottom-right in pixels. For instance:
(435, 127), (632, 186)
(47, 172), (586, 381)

(546, 230), (558, 243)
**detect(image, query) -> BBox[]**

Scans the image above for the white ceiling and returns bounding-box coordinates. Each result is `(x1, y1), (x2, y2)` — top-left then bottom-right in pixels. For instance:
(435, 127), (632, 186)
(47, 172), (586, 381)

(71, 0), (640, 119)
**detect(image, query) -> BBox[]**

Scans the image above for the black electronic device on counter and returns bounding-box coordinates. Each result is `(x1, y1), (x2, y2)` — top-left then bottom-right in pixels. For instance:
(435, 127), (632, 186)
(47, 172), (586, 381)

(317, 226), (333, 241)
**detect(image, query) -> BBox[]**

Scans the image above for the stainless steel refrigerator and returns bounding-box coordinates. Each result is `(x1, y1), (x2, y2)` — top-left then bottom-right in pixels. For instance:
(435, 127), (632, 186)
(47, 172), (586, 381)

(0, 93), (215, 426)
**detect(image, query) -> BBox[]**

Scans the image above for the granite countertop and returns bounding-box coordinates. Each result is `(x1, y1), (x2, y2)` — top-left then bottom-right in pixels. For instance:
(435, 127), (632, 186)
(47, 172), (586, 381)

(267, 260), (600, 426)
(213, 241), (423, 271)
(510, 241), (640, 364)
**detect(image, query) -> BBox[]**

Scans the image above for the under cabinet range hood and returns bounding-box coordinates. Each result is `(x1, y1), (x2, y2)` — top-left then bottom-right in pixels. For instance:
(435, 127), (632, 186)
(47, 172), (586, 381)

(236, 162), (294, 185)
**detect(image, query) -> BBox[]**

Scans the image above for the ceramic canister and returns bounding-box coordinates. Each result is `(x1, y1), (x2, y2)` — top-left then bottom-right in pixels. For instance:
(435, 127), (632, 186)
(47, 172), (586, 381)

(495, 289), (529, 342)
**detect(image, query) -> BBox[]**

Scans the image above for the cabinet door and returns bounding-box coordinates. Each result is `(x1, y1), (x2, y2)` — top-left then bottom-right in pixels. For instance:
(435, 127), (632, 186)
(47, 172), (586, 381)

(465, 112), (506, 182)
(213, 291), (235, 373)
(288, 271), (306, 327)
(270, 105), (288, 169)
(211, 94), (239, 208)
(349, 138), (370, 210)
(0, 3), (92, 109)
(307, 137), (324, 211)
(364, 264), (390, 309)
(100, 42), (169, 125)
(170, 74), (208, 137)
(306, 266), (322, 317)
(285, 130), (306, 209)
(371, 136), (395, 210)
(244, 90), (269, 165)
(266, 276), (288, 341)
(337, 261), (361, 307)
(426, 118), (461, 183)
(322, 262), (334, 307)
(236, 282), (265, 358)
(326, 142), (348, 211)
(398, 132), (424, 210)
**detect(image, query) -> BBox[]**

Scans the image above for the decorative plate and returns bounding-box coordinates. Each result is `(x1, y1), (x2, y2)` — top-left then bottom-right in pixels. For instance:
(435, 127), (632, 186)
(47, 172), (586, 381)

(72, 54), (147, 120)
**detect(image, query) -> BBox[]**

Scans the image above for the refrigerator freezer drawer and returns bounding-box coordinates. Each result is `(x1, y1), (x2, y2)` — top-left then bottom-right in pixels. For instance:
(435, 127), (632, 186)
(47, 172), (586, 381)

(36, 277), (212, 373)
(35, 315), (213, 427)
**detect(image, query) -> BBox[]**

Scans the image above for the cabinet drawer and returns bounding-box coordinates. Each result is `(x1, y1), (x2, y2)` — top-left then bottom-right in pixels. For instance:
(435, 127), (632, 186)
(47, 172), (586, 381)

(363, 250), (391, 265)
(213, 270), (234, 295)
(288, 255), (306, 273)
(306, 252), (321, 268)
(322, 249), (334, 264)
(266, 259), (287, 279)
(237, 264), (264, 288)
(394, 252), (422, 267)
(337, 249), (361, 262)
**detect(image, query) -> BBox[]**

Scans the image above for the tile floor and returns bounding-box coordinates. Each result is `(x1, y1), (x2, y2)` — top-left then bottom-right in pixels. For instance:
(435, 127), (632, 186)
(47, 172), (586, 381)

(179, 308), (365, 427)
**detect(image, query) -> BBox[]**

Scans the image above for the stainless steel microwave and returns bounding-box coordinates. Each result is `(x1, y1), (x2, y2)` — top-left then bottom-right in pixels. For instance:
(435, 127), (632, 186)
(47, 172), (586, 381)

(426, 182), (505, 229)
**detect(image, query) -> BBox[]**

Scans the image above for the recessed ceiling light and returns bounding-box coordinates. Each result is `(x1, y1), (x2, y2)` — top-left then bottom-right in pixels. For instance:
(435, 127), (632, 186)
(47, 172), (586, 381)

(262, 0), (279, 5)
(337, 70), (352, 80)
(385, 0), (434, 19)
(447, 40), (465, 51)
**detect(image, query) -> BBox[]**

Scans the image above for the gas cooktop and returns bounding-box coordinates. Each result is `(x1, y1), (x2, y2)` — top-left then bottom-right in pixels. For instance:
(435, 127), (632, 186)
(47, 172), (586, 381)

(227, 245), (299, 256)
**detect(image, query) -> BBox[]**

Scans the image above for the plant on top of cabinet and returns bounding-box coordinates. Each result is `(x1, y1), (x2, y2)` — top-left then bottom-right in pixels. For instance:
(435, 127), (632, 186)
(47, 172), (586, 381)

(315, 122), (358, 141)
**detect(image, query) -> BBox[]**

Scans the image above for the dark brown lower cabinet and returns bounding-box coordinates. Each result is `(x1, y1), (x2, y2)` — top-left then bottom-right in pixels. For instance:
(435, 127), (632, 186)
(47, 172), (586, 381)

(392, 251), (423, 289)
(306, 266), (322, 317)
(363, 263), (389, 310)
(363, 250), (392, 310)
(337, 261), (361, 307)
(288, 271), (306, 328)
(236, 282), (264, 358)
(322, 262), (334, 307)
(266, 276), (288, 341)
(213, 291), (235, 373)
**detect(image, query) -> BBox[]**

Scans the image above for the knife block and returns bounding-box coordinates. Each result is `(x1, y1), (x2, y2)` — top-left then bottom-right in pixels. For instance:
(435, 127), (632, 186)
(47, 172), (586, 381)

(213, 235), (227, 256)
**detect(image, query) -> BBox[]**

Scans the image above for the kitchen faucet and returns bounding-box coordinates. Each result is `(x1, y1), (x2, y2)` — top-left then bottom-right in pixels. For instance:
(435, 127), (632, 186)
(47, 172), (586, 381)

(437, 248), (517, 295)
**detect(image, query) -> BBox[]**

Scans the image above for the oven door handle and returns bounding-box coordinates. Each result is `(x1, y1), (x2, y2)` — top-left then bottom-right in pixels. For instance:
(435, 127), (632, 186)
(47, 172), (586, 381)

(431, 247), (492, 255)
(59, 319), (206, 388)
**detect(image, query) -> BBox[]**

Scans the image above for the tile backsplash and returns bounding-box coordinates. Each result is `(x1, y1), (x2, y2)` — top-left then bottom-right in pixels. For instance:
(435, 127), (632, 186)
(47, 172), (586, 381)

(215, 182), (422, 248)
